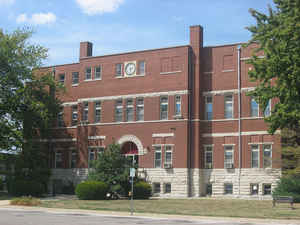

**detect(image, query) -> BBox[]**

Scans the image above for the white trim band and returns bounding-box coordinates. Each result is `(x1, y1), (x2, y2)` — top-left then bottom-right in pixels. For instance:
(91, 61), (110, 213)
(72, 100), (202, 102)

(152, 133), (174, 138)
(88, 136), (106, 140)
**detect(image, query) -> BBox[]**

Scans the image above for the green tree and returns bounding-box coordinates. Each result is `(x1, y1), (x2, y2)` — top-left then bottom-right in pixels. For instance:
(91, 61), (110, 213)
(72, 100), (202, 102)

(88, 143), (132, 196)
(0, 28), (62, 194)
(246, 0), (300, 176)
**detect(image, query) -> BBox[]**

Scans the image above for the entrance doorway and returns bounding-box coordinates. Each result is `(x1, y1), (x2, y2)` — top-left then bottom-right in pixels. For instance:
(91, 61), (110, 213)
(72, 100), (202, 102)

(121, 141), (139, 166)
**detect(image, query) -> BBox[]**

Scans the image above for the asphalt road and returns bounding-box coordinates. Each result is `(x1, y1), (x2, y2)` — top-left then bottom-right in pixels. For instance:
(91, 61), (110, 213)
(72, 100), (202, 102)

(0, 208), (299, 225)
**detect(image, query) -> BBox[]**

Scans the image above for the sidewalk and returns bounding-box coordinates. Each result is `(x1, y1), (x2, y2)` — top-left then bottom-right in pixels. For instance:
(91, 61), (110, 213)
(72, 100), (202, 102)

(0, 199), (300, 225)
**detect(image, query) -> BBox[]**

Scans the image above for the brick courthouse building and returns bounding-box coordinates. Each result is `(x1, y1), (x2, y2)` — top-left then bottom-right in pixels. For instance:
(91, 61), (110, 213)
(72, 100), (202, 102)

(45, 25), (281, 198)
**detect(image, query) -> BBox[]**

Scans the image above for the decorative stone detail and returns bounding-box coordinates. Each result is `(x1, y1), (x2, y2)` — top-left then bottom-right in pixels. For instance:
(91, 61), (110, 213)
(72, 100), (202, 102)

(117, 135), (146, 155)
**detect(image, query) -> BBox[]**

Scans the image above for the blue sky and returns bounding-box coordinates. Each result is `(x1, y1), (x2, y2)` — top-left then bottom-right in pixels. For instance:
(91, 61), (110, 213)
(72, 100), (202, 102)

(0, 0), (274, 66)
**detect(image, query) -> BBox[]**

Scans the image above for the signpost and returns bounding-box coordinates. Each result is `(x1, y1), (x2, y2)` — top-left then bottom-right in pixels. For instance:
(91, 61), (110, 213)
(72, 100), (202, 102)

(129, 155), (136, 216)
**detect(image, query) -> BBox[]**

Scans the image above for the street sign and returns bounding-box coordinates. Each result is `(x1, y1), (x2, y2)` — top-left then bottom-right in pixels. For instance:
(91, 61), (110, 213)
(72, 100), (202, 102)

(130, 168), (136, 177)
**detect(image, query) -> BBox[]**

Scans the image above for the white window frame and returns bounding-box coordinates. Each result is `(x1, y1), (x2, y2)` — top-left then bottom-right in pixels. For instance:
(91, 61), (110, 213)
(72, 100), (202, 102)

(154, 146), (162, 168)
(205, 95), (213, 120)
(125, 99), (134, 122)
(71, 105), (78, 126)
(138, 61), (145, 75)
(136, 98), (144, 121)
(164, 183), (171, 193)
(115, 99), (123, 122)
(85, 67), (92, 80)
(164, 145), (173, 168)
(94, 66), (102, 80)
(251, 97), (259, 117)
(204, 145), (213, 169)
(153, 182), (161, 193)
(224, 145), (234, 169)
(72, 72), (79, 85)
(264, 99), (271, 117)
(263, 183), (272, 195)
(115, 63), (123, 77)
(263, 144), (272, 168)
(174, 95), (182, 116)
(224, 95), (233, 119)
(82, 102), (89, 122)
(94, 101), (101, 123)
(251, 144), (260, 168)
(160, 96), (168, 120)
(250, 183), (259, 195)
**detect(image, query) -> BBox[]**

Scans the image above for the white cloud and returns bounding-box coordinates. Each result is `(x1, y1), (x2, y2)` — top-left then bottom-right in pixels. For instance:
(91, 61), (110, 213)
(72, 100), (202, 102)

(16, 12), (56, 25)
(0, 0), (14, 5)
(75, 0), (124, 15)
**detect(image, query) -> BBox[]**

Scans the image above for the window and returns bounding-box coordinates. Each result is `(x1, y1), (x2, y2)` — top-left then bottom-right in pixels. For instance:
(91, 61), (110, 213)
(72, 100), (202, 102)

(72, 72), (79, 85)
(138, 61), (145, 75)
(224, 95), (233, 119)
(115, 99), (123, 122)
(263, 144), (272, 168)
(164, 183), (171, 193)
(57, 112), (64, 127)
(206, 183), (212, 195)
(205, 96), (213, 120)
(154, 146), (162, 168)
(251, 97), (259, 117)
(224, 183), (233, 194)
(82, 102), (89, 121)
(59, 74), (65, 84)
(85, 67), (92, 80)
(264, 100), (271, 117)
(153, 183), (161, 193)
(263, 184), (272, 195)
(224, 145), (234, 168)
(70, 150), (77, 168)
(204, 146), (213, 169)
(164, 145), (173, 168)
(71, 105), (78, 126)
(115, 63), (122, 77)
(160, 96), (168, 120)
(136, 98), (144, 121)
(125, 99), (134, 122)
(55, 150), (63, 168)
(251, 145), (259, 168)
(94, 66), (101, 79)
(88, 149), (96, 162)
(250, 183), (259, 195)
(174, 95), (181, 116)
(94, 101), (101, 123)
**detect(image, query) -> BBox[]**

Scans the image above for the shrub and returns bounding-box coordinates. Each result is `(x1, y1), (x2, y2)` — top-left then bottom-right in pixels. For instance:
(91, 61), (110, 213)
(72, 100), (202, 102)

(273, 176), (300, 203)
(0, 177), (3, 191)
(10, 197), (41, 206)
(75, 181), (108, 200)
(62, 180), (75, 195)
(8, 179), (45, 197)
(133, 181), (152, 199)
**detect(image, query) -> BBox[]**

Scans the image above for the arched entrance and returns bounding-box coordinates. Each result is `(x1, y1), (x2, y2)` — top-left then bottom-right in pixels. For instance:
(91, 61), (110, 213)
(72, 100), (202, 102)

(121, 141), (139, 166)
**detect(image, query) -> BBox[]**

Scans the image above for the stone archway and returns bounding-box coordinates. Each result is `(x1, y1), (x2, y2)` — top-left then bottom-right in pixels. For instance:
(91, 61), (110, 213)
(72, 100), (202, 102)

(117, 135), (145, 156)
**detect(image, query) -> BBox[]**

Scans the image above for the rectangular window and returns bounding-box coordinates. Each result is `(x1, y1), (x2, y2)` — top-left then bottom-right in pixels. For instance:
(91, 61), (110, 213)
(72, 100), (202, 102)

(250, 183), (259, 195)
(174, 95), (181, 116)
(264, 99), (271, 117)
(71, 105), (78, 126)
(224, 183), (233, 194)
(205, 96), (213, 120)
(251, 97), (259, 117)
(204, 146), (213, 169)
(263, 144), (272, 168)
(164, 183), (171, 193)
(115, 63), (122, 77)
(57, 112), (64, 127)
(59, 74), (65, 84)
(72, 72), (79, 85)
(160, 96), (168, 120)
(138, 61), (145, 75)
(85, 67), (92, 80)
(206, 183), (212, 195)
(70, 150), (77, 168)
(89, 149), (96, 162)
(164, 145), (172, 168)
(263, 184), (272, 195)
(136, 98), (144, 121)
(94, 66), (101, 79)
(82, 102), (89, 121)
(153, 183), (161, 193)
(251, 145), (259, 168)
(224, 95), (233, 119)
(125, 99), (134, 122)
(94, 101), (101, 123)
(55, 150), (63, 168)
(224, 145), (234, 169)
(154, 146), (162, 168)
(115, 99), (123, 122)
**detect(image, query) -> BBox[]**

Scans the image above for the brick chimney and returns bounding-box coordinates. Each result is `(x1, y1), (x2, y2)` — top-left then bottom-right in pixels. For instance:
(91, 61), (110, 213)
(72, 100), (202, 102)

(80, 41), (93, 59)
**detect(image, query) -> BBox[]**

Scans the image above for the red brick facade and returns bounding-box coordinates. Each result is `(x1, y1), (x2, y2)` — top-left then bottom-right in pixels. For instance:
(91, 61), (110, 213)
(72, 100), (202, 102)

(46, 25), (281, 198)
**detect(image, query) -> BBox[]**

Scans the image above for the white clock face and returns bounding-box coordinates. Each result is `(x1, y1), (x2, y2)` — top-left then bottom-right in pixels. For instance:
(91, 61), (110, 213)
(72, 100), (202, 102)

(125, 63), (136, 75)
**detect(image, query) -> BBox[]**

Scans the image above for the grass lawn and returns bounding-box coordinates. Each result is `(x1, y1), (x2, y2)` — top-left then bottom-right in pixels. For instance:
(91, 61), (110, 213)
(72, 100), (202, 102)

(0, 192), (12, 200)
(41, 198), (300, 220)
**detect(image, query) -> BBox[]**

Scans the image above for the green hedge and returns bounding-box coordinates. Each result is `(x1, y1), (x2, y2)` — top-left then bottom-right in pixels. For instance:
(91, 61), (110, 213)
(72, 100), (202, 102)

(8, 179), (45, 197)
(75, 181), (109, 200)
(273, 176), (300, 203)
(0, 177), (3, 190)
(133, 181), (152, 199)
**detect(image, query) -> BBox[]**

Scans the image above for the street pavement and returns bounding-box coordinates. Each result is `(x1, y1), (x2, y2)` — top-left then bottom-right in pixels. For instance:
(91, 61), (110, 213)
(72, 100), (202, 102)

(0, 201), (299, 225)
